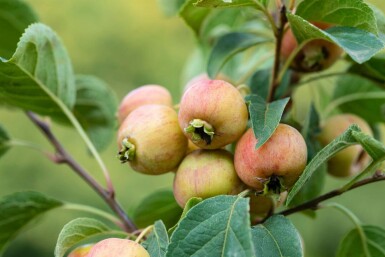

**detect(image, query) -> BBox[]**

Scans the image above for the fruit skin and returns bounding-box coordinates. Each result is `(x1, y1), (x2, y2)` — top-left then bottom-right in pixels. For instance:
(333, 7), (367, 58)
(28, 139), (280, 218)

(87, 238), (149, 257)
(117, 85), (173, 124)
(318, 114), (373, 177)
(117, 104), (187, 175)
(173, 149), (244, 207)
(234, 124), (308, 192)
(68, 244), (93, 257)
(178, 79), (248, 149)
(281, 22), (343, 72)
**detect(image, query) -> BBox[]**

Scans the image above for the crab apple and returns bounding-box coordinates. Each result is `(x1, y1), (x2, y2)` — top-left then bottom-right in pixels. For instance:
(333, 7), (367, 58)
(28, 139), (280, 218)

(68, 244), (93, 257)
(318, 114), (373, 177)
(117, 85), (173, 124)
(281, 22), (343, 73)
(234, 124), (308, 193)
(87, 238), (149, 257)
(178, 79), (248, 149)
(117, 104), (187, 175)
(173, 149), (244, 207)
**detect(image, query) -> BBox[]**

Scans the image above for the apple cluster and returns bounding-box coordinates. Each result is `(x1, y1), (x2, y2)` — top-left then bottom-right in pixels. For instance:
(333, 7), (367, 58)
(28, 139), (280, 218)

(116, 78), (309, 216)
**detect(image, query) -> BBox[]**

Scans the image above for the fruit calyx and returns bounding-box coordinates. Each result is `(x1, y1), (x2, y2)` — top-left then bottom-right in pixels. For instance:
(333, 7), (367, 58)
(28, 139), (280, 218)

(184, 119), (215, 145)
(117, 138), (136, 163)
(258, 175), (286, 195)
(302, 45), (328, 70)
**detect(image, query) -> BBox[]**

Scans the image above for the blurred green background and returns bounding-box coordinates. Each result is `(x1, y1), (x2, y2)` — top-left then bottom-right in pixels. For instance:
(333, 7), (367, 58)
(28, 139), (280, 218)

(1, 1), (385, 256)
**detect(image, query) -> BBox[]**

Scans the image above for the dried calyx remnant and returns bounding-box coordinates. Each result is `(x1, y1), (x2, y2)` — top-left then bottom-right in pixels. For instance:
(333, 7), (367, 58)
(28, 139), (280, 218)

(184, 119), (215, 145)
(118, 138), (135, 163)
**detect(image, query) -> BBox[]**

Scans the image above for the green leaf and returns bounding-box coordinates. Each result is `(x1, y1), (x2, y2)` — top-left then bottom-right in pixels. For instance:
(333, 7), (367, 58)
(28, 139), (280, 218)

(348, 53), (385, 81)
(133, 189), (182, 229)
(330, 74), (385, 123)
(337, 225), (385, 257)
(352, 131), (385, 161)
(0, 23), (76, 122)
(54, 217), (126, 257)
(251, 215), (303, 257)
(158, 0), (187, 16)
(0, 124), (11, 158)
(370, 4), (385, 43)
(166, 195), (255, 257)
(144, 220), (169, 257)
(180, 0), (211, 36)
(168, 197), (202, 235)
(245, 95), (289, 149)
(73, 75), (117, 152)
(207, 32), (269, 78)
(287, 125), (361, 205)
(0, 0), (39, 59)
(287, 14), (384, 64)
(249, 69), (270, 100)
(194, 0), (265, 11)
(296, 0), (378, 34)
(0, 191), (63, 255)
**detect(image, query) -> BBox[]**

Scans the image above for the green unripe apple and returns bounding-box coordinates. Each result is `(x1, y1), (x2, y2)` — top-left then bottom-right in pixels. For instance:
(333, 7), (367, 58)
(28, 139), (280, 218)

(117, 85), (173, 124)
(117, 104), (187, 175)
(173, 149), (244, 207)
(87, 238), (149, 257)
(234, 124), (308, 193)
(318, 114), (373, 177)
(67, 244), (93, 257)
(178, 79), (248, 149)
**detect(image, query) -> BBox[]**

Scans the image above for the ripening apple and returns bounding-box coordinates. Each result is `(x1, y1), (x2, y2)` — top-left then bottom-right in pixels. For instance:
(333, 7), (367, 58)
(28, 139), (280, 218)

(67, 244), (93, 257)
(317, 114), (373, 177)
(117, 85), (173, 124)
(87, 238), (149, 257)
(281, 22), (343, 72)
(234, 124), (308, 193)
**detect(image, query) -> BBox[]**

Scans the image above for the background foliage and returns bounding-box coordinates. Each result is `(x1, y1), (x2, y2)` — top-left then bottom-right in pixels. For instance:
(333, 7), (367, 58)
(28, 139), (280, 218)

(1, 0), (385, 256)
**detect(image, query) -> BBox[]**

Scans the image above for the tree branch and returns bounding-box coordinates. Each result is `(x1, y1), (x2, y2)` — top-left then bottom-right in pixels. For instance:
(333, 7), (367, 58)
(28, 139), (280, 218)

(26, 111), (137, 232)
(278, 171), (385, 217)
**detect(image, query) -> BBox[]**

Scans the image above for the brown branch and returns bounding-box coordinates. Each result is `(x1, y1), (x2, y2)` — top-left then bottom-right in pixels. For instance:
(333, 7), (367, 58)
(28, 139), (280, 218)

(26, 111), (137, 232)
(278, 172), (385, 217)
(268, 4), (288, 102)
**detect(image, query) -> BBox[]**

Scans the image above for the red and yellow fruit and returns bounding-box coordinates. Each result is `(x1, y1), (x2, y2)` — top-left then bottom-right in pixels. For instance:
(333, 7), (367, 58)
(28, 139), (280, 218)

(87, 238), (149, 257)
(67, 244), (93, 257)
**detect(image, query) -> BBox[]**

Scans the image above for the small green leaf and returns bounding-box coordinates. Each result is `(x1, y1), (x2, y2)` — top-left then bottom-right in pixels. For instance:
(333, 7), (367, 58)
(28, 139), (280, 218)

(73, 75), (118, 152)
(133, 190), (182, 229)
(296, 0), (378, 34)
(168, 197), (202, 235)
(251, 215), (303, 257)
(0, 23), (76, 122)
(166, 195), (254, 257)
(144, 220), (169, 257)
(0, 124), (11, 158)
(330, 74), (385, 123)
(287, 125), (361, 205)
(179, 0), (211, 36)
(352, 131), (385, 161)
(158, 0), (187, 16)
(287, 14), (384, 64)
(249, 69), (292, 100)
(54, 217), (127, 257)
(207, 32), (270, 78)
(0, 191), (63, 255)
(194, 0), (265, 11)
(337, 225), (385, 257)
(0, 0), (39, 59)
(245, 95), (289, 149)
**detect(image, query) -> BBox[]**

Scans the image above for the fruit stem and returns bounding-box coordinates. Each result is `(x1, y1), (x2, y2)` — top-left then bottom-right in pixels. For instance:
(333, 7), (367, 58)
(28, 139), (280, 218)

(134, 225), (154, 243)
(118, 138), (136, 163)
(185, 119), (215, 145)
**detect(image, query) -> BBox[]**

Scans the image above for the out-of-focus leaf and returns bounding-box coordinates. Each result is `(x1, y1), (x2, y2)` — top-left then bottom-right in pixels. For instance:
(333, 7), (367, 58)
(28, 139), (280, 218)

(0, 124), (11, 158)
(133, 189), (182, 229)
(158, 0), (187, 16)
(0, 0), (39, 58)
(370, 4), (385, 43)
(0, 23), (76, 123)
(296, 0), (377, 34)
(245, 95), (289, 149)
(166, 195), (254, 257)
(144, 220), (169, 257)
(0, 191), (63, 255)
(207, 32), (270, 78)
(194, 0), (265, 11)
(348, 53), (385, 81)
(287, 14), (384, 64)
(180, 0), (211, 36)
(73, 75), (117, 152)
(337, 225), (385, 257)
(251, 215), (303, 256)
